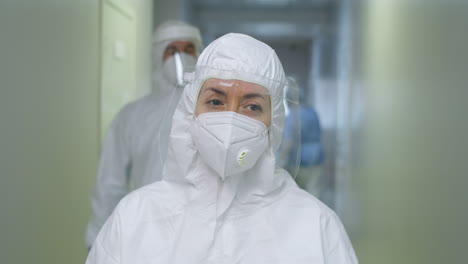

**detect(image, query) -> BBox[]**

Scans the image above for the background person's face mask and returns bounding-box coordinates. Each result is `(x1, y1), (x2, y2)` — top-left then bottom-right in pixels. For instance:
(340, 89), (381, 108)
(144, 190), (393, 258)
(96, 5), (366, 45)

(192, 111), (269, 180)
(162, 52), (197, 86)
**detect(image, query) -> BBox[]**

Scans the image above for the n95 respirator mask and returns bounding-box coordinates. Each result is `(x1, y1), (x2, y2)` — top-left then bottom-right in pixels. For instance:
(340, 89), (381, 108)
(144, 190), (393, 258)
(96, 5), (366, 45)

(192, 111), (269, 180)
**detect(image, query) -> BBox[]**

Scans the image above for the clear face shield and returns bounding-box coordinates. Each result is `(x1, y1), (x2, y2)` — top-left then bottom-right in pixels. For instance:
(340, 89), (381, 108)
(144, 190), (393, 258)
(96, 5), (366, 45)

(156, 65), (301, 179)
(166, 66), (301, 177)
(158, 51), (197, 123)
(276, 77), (301, 178)
(153, 52), (197, 169)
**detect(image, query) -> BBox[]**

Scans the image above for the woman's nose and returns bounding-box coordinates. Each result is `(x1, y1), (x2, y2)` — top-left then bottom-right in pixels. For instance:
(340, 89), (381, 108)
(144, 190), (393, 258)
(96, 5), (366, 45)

(226, 98), (241, 113)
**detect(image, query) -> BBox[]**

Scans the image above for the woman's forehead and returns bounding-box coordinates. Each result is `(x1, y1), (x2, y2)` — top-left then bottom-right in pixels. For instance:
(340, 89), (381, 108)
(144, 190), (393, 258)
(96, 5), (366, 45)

(201, 78), (269, 95)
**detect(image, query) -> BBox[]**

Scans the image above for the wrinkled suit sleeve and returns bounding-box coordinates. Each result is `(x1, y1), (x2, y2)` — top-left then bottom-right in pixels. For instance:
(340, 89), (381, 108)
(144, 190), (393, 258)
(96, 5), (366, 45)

(86, 209), (123, 264)
(321, 212), (359, 264)
(86, 109), (132, 248)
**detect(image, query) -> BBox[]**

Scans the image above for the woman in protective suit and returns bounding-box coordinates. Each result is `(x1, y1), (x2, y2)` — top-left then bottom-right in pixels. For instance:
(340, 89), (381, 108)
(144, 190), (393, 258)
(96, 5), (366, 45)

(86, 33), (358, 264)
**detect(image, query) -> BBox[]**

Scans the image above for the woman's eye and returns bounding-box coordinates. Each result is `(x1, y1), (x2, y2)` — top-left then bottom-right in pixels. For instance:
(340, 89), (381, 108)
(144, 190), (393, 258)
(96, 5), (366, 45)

(208, 99), (223, 106)
(247, 104), (263, 112)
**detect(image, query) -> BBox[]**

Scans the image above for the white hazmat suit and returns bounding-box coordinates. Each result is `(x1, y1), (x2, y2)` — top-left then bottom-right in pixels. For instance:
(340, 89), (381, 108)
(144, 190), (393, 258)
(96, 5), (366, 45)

(85, 21), (202, 248)
(86, 33), (358, 263)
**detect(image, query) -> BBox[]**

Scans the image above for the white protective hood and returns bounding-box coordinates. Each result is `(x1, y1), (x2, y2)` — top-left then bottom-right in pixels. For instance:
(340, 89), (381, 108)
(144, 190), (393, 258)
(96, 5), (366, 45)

(152, 20), (203, 95)
(162, 33), (288, 205)
(86, 33), (358, 264)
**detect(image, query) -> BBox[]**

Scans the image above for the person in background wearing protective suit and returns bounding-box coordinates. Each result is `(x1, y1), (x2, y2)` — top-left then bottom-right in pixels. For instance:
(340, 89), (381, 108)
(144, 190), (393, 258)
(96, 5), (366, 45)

(86, 33), (357, 263)
(85, 21), (203, 249)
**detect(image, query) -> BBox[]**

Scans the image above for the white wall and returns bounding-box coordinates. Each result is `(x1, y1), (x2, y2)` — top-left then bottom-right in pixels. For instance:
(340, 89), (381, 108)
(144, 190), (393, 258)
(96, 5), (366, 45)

(343, 1), (468, 263)
(99, 0), (153, 138)
(0, 1), (100, 263)
(0, 0), (153, 263)
(135, 0), (154, 98)
(153, 0), (188, 28)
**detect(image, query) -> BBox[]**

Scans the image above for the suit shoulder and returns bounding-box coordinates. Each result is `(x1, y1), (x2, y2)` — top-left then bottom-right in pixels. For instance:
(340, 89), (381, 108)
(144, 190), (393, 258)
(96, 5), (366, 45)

(278, 186), (337, 218)
(113, 181), (185, 222)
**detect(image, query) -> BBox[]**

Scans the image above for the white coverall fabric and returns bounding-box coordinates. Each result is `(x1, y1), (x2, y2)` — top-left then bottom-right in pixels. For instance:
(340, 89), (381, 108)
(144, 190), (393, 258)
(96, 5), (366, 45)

(85, 20), (202, 248)
(86, 33), (358, 263)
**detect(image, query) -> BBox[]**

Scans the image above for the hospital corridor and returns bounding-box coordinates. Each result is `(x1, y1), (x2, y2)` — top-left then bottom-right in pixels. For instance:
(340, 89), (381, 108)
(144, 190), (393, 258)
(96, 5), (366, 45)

(1, 0), (467, 263)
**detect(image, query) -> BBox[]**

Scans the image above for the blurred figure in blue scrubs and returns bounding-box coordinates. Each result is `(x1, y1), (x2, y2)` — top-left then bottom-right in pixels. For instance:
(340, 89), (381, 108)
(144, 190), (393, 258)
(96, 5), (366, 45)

(282, 88), (325, 197)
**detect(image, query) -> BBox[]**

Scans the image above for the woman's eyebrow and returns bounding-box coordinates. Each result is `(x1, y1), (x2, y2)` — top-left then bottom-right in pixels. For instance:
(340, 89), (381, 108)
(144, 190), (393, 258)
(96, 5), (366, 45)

(203, 87), (226, 96)
(242, 93), (267, 101)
